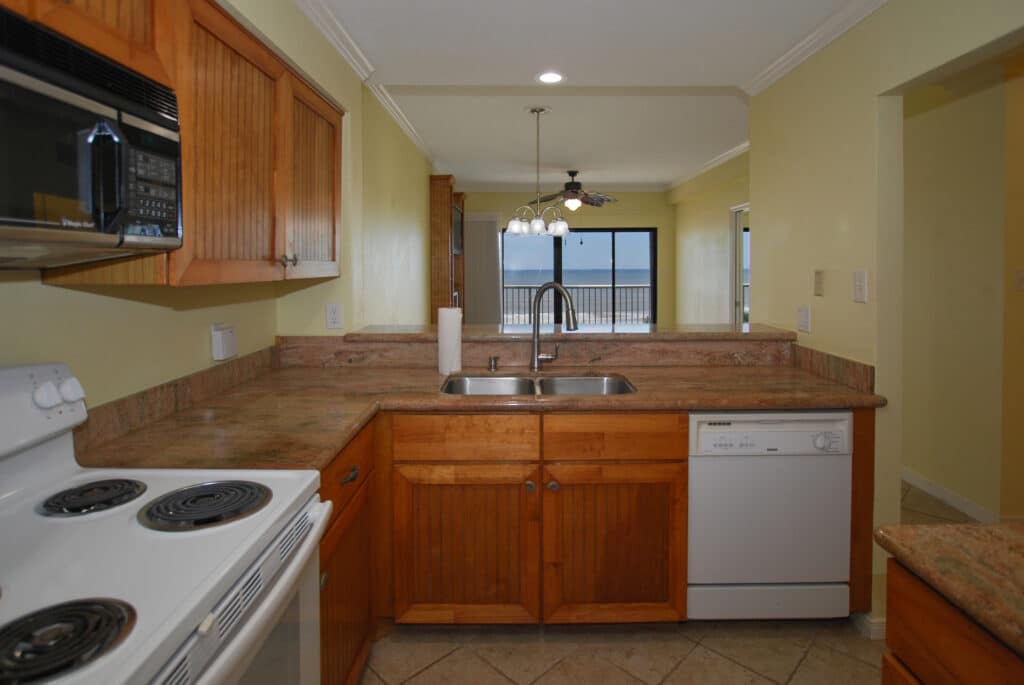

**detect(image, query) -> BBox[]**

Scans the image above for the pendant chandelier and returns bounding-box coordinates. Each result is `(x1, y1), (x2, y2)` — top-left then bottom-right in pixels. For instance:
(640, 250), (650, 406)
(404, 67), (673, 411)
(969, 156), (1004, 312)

(505, 107), (570, 237)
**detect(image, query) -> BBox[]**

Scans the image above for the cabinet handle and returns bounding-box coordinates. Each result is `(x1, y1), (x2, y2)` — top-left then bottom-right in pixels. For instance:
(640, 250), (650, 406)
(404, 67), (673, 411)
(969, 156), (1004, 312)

(340, 465), (359, 485)
(524, 480), (536, 492)
(280, 254), (298, 267)
(547, 481), (560, 492)
(320, 572), (328, 590)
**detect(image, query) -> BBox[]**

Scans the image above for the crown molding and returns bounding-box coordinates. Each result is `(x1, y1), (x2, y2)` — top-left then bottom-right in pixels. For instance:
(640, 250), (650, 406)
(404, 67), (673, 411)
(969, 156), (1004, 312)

(454, 181), (670, 194)
(367, 84), (432, 158)
(743, 0), (889, 96)
(294, 0), (373, 80)
(668, 140), (750, 190)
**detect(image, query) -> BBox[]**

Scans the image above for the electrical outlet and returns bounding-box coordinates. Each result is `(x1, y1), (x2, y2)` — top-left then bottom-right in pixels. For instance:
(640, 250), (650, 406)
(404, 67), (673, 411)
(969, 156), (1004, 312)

(797, 306), (811, 333)
(325, 303), (343, 330)
(853, 270), (868, 303)
(813, 270), (825, 297)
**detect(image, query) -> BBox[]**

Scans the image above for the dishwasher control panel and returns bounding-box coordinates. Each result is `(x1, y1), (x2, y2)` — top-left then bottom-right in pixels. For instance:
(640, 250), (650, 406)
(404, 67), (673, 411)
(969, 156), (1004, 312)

(689, 411), (852, 456)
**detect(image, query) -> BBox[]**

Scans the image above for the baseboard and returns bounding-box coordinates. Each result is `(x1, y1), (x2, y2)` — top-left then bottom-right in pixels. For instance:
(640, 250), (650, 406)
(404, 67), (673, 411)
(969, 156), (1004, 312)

(852, 611), (886, 641)
(901, 468), (999, 523)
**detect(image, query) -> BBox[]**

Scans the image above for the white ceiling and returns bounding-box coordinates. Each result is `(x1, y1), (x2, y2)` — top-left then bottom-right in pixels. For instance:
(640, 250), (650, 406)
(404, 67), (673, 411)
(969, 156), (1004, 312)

(306, 0), (881, 189)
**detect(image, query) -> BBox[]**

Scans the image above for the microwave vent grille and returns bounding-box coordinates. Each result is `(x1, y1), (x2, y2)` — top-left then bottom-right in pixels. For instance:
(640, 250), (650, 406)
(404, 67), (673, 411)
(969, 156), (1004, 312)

(0, 7), (178, 123)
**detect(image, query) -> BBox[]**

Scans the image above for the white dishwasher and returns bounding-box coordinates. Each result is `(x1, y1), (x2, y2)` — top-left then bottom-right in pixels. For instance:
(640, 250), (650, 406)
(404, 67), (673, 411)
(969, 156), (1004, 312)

(687, 411), (852, 619)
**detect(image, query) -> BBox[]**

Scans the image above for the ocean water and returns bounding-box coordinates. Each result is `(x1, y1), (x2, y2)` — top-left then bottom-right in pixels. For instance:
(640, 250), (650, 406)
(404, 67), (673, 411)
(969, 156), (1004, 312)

(504, 268), (651, 286)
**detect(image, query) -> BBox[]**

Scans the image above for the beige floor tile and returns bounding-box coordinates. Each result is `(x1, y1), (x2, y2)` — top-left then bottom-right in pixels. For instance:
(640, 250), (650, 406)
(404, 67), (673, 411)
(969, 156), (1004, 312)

(367, 632), (460, 684)
(360, 668), (385, 685)
(788, 645), (881, 685)
(699, 621), (815, 683)
(474, 640), (580, 684)
(405, 648), (513, 685)
(663, 646), (773, 685)
(814, 620), (887, 669)
(574, 630), (697, 685)
(902, 486), (973, 522)
(533, 652), (644, 685)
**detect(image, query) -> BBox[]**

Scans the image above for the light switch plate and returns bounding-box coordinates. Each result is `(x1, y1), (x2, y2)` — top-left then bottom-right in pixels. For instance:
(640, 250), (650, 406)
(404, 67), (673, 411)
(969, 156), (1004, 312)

(853, 270), (868, 303)
(797, 306), (811, 333)
(813, 270), (825, 297)
(325, 303), (343, 330)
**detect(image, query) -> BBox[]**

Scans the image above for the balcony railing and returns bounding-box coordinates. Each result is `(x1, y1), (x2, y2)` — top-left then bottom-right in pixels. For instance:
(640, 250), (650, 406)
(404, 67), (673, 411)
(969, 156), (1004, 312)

(502, 284), (652, 325)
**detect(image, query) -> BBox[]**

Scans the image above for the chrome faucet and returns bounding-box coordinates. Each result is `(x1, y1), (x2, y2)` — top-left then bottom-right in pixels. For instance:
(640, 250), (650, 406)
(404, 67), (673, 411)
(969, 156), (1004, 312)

(530, 281), (579, 371)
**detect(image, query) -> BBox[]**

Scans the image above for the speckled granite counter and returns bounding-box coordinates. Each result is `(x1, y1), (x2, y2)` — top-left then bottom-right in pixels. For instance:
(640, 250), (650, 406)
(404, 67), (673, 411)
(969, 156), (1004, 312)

(76, 365), (884, 472)
(875, 523), (1024, 657)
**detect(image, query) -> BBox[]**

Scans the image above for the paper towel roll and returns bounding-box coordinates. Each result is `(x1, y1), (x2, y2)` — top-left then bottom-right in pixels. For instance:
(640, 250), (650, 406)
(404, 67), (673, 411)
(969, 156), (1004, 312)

(438, 307), (462, 375)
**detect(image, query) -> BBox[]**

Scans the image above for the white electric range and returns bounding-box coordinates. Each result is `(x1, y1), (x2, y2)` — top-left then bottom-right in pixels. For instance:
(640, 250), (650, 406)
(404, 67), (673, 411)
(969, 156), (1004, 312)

(0, 364), (332, 684)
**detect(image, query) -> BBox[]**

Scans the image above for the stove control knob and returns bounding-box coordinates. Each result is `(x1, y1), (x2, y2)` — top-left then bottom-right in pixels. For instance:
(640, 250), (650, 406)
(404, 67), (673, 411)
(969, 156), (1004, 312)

(813, 433), (828, 450)
(59, 377), (86, 403)
(33, 381), (62, 409)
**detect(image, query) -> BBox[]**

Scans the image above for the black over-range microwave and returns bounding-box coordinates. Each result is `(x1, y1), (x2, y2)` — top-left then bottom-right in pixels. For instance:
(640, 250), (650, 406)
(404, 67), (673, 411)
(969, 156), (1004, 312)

(0, 7), (182, 269)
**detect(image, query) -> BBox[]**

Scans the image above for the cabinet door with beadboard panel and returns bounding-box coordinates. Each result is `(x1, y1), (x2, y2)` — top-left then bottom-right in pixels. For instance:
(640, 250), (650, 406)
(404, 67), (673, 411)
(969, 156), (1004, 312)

(275, 73), (341, 279)
(165, 0), (284, 285)
(28, 0), (172, 86)
(542, 462), (687, 623)
(393, 464), (541, 624)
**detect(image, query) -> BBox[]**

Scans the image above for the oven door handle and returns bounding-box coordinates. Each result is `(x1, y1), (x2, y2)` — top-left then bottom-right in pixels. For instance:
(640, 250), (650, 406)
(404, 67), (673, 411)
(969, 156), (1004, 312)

(193, 499), (333, 685)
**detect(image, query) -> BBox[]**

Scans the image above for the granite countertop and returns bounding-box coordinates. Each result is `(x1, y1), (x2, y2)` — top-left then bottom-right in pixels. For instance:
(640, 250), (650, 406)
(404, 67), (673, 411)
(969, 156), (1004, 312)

(347, 323), (797, 342)
(77, 364), (884, 472)
(875, 522), (1024, 657)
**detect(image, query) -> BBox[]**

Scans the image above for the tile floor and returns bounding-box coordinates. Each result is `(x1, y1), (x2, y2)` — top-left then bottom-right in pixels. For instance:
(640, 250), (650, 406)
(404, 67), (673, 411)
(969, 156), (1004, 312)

(358, 482), (973, 685)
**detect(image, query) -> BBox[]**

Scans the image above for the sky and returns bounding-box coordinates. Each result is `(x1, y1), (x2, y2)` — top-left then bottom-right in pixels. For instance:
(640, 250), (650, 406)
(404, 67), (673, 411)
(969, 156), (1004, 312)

(503, 230), (651, 272)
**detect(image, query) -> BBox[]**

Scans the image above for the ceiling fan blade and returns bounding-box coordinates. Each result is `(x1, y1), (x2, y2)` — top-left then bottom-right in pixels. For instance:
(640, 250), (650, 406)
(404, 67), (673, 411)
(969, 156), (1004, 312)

(581, 194), (605, 207)
(537, 192), (563, 203)
(585, 191), (617, 203)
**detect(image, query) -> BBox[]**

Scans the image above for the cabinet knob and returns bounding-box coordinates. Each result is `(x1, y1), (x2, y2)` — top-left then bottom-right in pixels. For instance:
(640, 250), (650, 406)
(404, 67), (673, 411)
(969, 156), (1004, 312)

(340, 465), (359, 485)
(524, 480), (536, 492)
(547, 481), (560, 492)
(280, 254), (299, 267)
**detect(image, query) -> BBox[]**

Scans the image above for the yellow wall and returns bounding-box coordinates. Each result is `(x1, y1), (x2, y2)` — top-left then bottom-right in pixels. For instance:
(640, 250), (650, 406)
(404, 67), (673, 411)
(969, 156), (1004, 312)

(749, 0), (1024, 606)
(668, 153), (749, 325)
(360, 86), (433, 325)
(1004, 73), (1024, 520)
(902, 77), (1006, 517)
(463, 192), (676, 326)
(1, 1), (432, 407)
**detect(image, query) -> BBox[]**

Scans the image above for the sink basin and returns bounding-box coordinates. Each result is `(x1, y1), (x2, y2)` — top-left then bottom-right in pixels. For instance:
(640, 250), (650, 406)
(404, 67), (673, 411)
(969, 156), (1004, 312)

(536, 375), (636, 395)
(441, 376), (536, 395)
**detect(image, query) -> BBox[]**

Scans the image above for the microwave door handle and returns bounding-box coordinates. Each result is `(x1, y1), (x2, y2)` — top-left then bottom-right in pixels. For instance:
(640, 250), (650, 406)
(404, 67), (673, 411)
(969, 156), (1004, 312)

(86, 121), (124, 233)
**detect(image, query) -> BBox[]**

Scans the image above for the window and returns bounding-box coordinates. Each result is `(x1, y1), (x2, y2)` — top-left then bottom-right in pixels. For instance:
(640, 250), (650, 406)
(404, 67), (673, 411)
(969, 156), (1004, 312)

(501, 228), (657, 327)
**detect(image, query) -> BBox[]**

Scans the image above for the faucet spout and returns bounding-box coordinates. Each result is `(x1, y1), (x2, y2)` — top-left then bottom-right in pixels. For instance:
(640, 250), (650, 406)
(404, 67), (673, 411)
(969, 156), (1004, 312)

(530, 281), (578, 371)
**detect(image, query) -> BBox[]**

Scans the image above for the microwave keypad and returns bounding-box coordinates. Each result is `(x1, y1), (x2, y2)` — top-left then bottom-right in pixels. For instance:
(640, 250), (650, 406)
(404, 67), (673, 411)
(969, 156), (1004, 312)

(126, 150), (178, 237)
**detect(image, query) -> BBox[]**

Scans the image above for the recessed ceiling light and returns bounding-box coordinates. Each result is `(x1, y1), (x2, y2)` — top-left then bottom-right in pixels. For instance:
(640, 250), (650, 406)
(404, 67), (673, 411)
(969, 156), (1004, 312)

(537, 71), (564, 84)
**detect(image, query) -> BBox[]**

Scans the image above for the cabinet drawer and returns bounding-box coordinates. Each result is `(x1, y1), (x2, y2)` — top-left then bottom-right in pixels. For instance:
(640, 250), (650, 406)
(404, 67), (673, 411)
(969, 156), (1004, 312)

(886, 559), (1024, 684)
(392, 414), (540, 461)
(321, 424), (374, 524)
(543, 414), (687, 461)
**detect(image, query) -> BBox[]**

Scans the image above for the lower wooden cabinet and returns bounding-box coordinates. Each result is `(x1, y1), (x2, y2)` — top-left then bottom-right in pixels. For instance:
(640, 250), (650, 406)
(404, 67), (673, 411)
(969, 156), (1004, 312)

(542, 463), (687, 623)
(392, 464), (541, 623)
(320, 473), (373, 685)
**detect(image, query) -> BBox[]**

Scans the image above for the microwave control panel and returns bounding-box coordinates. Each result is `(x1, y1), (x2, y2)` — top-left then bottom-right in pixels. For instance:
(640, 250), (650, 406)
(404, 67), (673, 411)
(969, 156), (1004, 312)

(123, 149), (179, 238)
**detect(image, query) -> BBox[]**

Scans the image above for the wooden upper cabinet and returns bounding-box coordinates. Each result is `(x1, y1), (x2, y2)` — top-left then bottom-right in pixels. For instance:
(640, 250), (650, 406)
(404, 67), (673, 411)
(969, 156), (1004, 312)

(26, 0), (172, 86)
(275, 73), (342, 279)
(542, 463), (687, 623)
(393, 464), (541, 624)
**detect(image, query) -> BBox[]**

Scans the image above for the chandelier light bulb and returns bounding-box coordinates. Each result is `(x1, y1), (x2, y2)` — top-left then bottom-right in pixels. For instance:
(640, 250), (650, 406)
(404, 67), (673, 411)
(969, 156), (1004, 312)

(563, 198), (582, 212)
(529, 218), (546, 235)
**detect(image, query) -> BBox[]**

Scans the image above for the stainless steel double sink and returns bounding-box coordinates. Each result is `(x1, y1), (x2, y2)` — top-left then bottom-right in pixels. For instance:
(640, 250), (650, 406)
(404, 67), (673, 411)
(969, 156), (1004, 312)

(441, 374), (635, 396)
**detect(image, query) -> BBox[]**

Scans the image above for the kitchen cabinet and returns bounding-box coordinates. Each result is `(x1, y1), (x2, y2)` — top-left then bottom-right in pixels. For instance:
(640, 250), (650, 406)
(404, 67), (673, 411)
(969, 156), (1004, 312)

(5, 0), (172, 86)
(320, 423), (376, 685)
(392, 463), (541, 624)
(883, 559), (1024, 684)
(428, 175), (463, 322)
(40, 0), (343, 286)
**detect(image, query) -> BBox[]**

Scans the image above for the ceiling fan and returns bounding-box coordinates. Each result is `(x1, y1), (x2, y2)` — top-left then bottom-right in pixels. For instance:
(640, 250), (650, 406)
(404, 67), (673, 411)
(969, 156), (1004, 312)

(538, 170), (618, 211)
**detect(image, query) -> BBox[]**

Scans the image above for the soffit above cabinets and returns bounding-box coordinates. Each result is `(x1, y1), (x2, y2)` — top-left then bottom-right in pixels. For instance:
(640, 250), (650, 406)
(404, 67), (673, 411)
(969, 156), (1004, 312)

(299, 0), (887, 188)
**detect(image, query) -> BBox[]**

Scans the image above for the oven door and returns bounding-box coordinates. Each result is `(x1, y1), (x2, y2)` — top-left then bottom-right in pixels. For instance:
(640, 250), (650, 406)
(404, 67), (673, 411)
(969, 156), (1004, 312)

(195, 500), (331, 685)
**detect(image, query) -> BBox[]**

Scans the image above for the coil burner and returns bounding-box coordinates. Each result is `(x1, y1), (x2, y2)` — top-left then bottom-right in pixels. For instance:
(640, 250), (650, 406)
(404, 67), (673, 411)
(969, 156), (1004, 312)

(138, 481), (271, 532)
(0, 599), (135, 682)
(40, 479), (147, 517)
